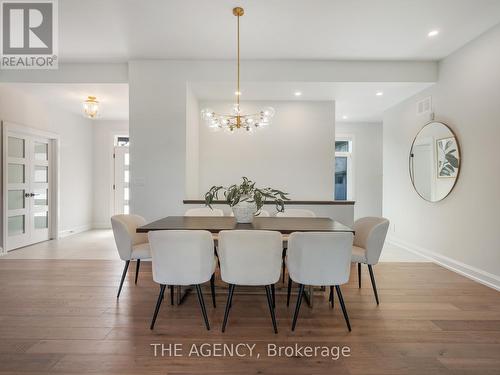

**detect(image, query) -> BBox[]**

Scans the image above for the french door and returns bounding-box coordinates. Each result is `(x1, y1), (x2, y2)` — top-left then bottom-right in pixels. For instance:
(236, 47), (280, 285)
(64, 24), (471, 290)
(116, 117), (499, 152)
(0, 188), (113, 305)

(5, 131), (51, 250)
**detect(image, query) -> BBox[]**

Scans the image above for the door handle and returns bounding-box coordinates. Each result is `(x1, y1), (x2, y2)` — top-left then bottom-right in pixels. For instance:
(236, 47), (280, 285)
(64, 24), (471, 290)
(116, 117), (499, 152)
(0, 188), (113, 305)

(30, 193), (35, 197)
(25, 193), (30, 198)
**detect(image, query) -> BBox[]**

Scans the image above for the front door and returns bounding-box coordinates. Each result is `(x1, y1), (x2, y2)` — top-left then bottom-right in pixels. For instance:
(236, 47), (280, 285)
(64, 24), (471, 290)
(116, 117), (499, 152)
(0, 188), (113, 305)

(5, 132), (51, 250)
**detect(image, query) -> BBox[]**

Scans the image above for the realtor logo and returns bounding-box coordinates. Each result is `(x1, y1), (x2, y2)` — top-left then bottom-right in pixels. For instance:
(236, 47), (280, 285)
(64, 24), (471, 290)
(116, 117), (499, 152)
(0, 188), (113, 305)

(1, 0), (58, 69)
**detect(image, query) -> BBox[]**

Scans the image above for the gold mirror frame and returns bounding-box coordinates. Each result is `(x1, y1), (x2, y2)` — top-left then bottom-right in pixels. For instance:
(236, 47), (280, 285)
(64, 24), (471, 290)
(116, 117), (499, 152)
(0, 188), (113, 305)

(409, 121), (461, 202)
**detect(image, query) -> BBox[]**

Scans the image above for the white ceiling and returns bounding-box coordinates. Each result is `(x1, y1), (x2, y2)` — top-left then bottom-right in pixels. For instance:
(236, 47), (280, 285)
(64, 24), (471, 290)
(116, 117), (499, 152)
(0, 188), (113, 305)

(1, 84), (129, 121)
(191, 81), (434, 122)
(59, 0), (500, 62)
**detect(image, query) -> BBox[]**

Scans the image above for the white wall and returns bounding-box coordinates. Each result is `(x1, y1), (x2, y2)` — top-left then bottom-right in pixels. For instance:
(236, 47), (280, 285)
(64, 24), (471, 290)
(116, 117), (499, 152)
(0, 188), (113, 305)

(197, 101), (335, 199)
(383, 24), (500, 288)
(128, 60), (436, 221)
(0, 85), (94, 241)
(185, 86), (200, 198)
(336, 121), (383, 219)
(92, 120), (128, 228)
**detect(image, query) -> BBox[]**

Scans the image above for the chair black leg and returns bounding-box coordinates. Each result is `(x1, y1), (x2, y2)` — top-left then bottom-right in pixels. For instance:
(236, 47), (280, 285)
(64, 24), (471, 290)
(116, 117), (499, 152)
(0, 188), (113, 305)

(329, 285), (334, 308)
(335, 285), (351, 332)
(210, 274), (216, 308)
(135, 259), (141, 285)
(271, 284), (276, 309)
(368, 265), (380, 305)
(214, 246), (220, 268)
(291, 284), (305, 331)
(195, 284), (210, 330)
(150, 284), (166, 330)
(286, 276), (292, 307)
(170, 285), (174, 305)
(117, 260), (130, 298)
(281, 247), (287, 283)
(222, 284), (235, 332)
(282, 258), (286, 283)
(265, 285), (278, 334)
(358, 263), (361, 288)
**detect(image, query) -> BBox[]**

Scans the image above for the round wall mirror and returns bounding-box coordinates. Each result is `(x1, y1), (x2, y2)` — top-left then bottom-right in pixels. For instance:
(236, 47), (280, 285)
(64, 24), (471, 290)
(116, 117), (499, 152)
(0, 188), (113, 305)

(409, 121), (460, 202)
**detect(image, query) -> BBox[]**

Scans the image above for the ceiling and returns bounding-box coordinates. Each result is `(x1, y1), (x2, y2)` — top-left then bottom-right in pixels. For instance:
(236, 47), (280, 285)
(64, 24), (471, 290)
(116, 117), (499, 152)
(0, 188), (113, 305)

(59, 0), (500, 62)
(190, 81), (434, 122)
(1, 84), (129, 121)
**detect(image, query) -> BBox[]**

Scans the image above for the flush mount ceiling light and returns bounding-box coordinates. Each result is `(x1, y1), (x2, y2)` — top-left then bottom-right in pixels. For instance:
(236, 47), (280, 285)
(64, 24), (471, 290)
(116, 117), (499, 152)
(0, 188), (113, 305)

(428, 30), (439, 37)
(375, 91), (384, 96)
(201, 7), (275, 132)
(294, 91), (302, 97)
(342, 115), (348, 120)
(83, 96), (99, 119)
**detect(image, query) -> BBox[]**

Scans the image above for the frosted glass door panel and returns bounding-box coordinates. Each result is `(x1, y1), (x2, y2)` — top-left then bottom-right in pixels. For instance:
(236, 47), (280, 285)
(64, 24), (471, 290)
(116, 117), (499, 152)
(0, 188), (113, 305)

(8, 137), (25, 158)
(34, 142), (48, 160)
(8, 190), (25, 210)
(8, 164), (25, 183)
(8, 215), (25, 236)
(34, 166), (48, 182)
(34, 212), (49, 229)
(33, 189), (48, 207)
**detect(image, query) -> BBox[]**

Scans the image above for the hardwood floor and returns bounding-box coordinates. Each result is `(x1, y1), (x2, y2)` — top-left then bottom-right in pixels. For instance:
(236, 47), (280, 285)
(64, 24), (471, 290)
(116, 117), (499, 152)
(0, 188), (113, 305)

(0, 259), (499, 374)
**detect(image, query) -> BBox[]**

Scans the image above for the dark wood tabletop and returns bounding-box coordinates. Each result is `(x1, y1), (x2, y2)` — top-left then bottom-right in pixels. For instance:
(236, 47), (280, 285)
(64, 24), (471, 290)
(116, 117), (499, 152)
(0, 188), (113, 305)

(137, 216), (354, 234)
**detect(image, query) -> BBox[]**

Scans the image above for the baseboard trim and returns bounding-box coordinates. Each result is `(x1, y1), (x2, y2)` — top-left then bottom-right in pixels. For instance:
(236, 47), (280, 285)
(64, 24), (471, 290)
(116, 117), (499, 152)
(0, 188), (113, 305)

(388, 236), (500, 291)
(58, 224), (92, 239)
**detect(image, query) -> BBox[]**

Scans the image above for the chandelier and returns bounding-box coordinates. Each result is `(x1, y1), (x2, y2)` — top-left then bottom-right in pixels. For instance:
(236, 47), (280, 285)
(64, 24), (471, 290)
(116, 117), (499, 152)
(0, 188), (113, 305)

(201, 7), (275, 132)
(83, 96), (99, 119)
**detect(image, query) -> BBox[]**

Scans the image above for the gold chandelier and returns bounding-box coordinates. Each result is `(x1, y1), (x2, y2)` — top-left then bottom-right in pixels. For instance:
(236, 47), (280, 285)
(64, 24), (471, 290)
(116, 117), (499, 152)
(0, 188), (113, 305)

(201, 7), (275, 132)
(83, 96), (99, 119)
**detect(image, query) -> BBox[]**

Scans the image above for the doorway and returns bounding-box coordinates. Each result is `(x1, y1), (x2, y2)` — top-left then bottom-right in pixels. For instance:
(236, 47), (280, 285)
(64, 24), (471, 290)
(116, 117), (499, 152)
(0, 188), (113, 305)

(2, 122), (59, 251)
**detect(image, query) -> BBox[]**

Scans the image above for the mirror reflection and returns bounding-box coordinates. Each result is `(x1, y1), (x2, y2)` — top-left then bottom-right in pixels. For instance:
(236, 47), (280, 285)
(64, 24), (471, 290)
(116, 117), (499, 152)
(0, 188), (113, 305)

(410, 122), (460, 202)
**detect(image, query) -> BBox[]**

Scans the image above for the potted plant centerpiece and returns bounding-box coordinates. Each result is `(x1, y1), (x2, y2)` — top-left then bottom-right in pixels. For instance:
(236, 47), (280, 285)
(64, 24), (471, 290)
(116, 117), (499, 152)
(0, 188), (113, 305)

(204, 177), (290, 223)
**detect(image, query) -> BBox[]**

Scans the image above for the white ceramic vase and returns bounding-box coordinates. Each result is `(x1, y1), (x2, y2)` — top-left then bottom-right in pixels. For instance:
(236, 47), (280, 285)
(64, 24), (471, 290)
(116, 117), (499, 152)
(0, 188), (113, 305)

(232, 200), (257, 223)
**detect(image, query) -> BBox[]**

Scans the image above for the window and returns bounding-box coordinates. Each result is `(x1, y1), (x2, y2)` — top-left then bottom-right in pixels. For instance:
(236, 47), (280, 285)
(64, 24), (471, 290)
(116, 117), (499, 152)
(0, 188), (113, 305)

(113, 135), (130, 215)
(335, 138), (353, 200)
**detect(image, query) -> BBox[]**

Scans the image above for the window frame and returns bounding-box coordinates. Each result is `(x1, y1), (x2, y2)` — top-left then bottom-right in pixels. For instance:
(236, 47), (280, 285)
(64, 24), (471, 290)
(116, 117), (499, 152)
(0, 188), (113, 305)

(334, 134), (355, 201)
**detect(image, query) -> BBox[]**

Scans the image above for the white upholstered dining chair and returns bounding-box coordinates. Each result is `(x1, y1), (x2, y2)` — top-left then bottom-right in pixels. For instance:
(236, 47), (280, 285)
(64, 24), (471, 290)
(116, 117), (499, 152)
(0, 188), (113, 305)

(286, 232), (354, 331)
(276, 208), (316, 218)
(111, 214), (151, 298)
(185, 207), (224, 216)
(351, 217), (390, 305)
(218, 230), (283, 333)
(276, 209), (316, 282)
(148, 230), (216, 330)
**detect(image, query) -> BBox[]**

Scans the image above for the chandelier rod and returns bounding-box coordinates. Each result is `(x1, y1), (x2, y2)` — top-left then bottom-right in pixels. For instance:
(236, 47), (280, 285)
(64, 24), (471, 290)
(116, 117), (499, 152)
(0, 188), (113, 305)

(233, 7), (244, 111)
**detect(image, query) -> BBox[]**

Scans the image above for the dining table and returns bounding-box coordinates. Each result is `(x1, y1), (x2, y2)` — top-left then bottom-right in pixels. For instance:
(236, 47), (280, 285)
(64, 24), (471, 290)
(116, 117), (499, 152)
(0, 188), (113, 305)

(137, 216), (355, 307)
